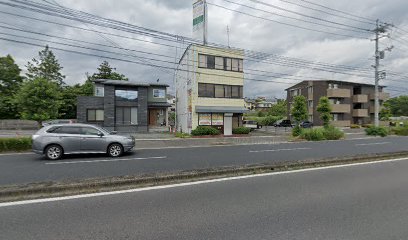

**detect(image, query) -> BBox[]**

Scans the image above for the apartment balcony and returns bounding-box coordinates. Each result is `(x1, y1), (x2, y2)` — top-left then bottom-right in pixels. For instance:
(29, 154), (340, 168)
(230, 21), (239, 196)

(308, 108), (313, 115)
(327, 88), (351, 98)
(353, 109), (369, 117)
(331, 104), (350, 113)
(353, 94), (368, 103)
(369, 92), (390, 101)
(330, 120), (350, 127)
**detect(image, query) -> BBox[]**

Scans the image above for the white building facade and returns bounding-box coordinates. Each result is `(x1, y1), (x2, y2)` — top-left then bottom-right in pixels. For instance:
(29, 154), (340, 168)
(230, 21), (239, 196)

(175, 44), (247, 135)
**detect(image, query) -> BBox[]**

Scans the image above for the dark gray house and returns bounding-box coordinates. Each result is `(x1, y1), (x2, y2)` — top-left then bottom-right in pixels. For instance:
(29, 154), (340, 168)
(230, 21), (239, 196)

(77, 79), (171, 132)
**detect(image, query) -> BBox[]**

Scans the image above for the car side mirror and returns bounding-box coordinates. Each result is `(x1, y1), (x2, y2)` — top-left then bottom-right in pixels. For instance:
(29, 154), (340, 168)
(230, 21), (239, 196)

(98, 132), (104, 137)
(110, 131), (117, 135)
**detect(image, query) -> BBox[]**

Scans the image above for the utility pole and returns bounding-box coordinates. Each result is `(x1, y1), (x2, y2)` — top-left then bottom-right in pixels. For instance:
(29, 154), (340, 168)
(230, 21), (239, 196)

(374, 19), (380, 127)
(372, 20), (393, 127)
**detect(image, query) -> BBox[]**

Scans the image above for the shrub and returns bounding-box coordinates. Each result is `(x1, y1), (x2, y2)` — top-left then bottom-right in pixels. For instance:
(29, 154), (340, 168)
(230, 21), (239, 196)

(0, 137), (32, 152)
(300, 128), (325, 141)
(191, 126), (221, 136)
(292, 125), (303, 137)
(175, 132), (191, 138)
(322, 126), (345, 140)
(350, 124), (361, 129)
(260, 115), (281, 126)
(232, 127), (251, 134)
(365, 126), (388, 137)
(392, 126), (408, 136)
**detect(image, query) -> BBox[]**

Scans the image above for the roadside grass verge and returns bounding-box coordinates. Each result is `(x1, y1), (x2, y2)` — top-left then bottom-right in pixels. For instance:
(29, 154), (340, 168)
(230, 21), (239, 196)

(1, 151), (408, 203)
(0, 137), (32, 153)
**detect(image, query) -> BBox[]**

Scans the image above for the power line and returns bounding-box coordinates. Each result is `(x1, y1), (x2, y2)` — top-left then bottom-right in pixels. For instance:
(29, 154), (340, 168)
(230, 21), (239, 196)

(273, 0), (375, 25)
(0, 10), (376, 77)
(220, 0), (371, 34)
(242, 0), (371, 32)
(300, 0), (377, 23)
(207, 2), (370, 39)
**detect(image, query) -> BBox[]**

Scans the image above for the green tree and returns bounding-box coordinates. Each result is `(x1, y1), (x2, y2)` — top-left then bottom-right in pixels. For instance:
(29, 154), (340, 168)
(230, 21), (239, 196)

(15, 78), (60, 128)
(89, 61), (128, 81)
(291, 95), (308, 124)
(26, 45), (65, 85)
(384, 96), (408, 117)
(0, 55), (24, 119)
(58, 82), (93, 119)
(380, 101), (392, 120)
(317, 97), (332, 128)
(268, 99), (287, 117)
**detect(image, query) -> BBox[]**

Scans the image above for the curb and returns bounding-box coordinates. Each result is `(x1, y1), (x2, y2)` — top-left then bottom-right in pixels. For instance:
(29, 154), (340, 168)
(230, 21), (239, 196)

(1, 151), (408, 203)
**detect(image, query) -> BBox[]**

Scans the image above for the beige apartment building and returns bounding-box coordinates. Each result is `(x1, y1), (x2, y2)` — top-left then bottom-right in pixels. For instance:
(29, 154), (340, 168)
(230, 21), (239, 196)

(175, 44), (247, 135)
(286, 80), (390, 127)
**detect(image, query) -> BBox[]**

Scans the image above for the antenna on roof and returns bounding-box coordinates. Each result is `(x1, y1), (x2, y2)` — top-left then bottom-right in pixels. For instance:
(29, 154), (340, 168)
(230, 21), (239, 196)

(227, 25), (230, 48)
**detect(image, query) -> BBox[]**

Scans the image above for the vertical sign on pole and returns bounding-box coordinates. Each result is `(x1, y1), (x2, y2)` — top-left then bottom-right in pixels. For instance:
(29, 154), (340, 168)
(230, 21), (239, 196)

(193, 0), (207, 44)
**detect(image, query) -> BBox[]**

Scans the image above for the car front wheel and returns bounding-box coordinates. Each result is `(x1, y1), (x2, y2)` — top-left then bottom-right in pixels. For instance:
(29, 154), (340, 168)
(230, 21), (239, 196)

(45, 144), (63, 160)
(108, 143), (123, 157)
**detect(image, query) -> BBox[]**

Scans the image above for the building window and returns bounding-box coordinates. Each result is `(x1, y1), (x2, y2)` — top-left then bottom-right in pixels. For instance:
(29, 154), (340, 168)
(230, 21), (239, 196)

(153, 89), (166, 98)
(199, 54), (207, 68)
(198, 83), (243, 98)
(198, 83), (214, 98)
(307, 86), (313, 96)
(232, 59), (239, 71)
(238, 59), (244, 72)
(198, 113), (224, 126)
(215, 85), (225, 98)
(308, 100), (313, 108)
(215, 57), (224, 70)
(95, 86), (104, 97)
(115, 89), (138, 101)
(198, 113), (211, 126)
(87, 109), (104, 122)
(224, 85), (232, 98)
(224, 58), (232, 71)
(207, 55), (215, 69)
(231, 85), (240, 98)
(198, 54), (243, 72)
(116, 107), (138, 125)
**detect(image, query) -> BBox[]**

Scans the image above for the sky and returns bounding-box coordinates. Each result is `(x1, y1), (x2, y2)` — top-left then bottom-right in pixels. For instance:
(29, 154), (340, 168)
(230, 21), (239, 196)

(1, 0), (408, 99)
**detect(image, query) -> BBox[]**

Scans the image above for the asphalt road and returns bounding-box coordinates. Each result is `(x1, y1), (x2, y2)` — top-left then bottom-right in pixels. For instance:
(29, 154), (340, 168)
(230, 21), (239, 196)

(2, 156), (408, 239)
(0, 136), (407, 185)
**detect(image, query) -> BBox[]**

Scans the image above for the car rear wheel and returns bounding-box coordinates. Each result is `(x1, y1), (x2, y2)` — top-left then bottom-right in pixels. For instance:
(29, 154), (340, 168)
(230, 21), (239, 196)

(108, 143), (123, 157)
(45, 145), (63, 160)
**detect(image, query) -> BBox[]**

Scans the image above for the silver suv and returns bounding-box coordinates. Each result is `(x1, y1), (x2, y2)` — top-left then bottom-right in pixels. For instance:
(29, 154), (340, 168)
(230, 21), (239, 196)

(32, 124), (135, 160)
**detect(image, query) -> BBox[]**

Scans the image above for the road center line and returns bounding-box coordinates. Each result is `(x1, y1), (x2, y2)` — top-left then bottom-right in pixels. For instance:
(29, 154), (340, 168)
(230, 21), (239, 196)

(355, 142), (390, 146)
(45, 156), (167, 165)
(249, 147), (311, 153)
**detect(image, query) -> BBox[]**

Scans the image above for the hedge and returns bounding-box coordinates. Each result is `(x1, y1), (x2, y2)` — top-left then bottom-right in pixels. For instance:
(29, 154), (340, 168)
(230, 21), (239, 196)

(392, 126), (408, 136)
(365, 126), (388, 137)
(0, 137), (32, 152)
(232, 127), (251, 134)
(191, 126), (221, 136)
(299, 126), (344, 141)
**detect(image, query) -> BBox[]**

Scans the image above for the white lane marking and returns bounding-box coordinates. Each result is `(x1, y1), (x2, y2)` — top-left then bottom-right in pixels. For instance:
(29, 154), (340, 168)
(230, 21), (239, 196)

(2, 157), (408, 207)
(45, 156), (167, 165)
(356, 142), (390, 146)
(0, 152), (35, 156)
(249, 147), (311, 153)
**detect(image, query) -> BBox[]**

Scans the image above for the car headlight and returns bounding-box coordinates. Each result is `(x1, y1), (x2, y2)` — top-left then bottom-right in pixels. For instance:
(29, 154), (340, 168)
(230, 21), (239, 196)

(32, 134), (40, 140)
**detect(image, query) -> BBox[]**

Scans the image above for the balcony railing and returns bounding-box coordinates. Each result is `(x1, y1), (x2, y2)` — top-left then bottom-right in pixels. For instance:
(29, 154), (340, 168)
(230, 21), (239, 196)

(327, 88), (351, 98)
(352, 109), (369, 117)
(331, 104), (350, 113)
(353, 94), (368, 103)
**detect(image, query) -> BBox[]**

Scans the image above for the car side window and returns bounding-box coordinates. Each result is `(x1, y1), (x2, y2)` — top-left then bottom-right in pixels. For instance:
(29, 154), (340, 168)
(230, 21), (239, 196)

(81, 127), (102, 136)
(52, 126), (82, 134)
